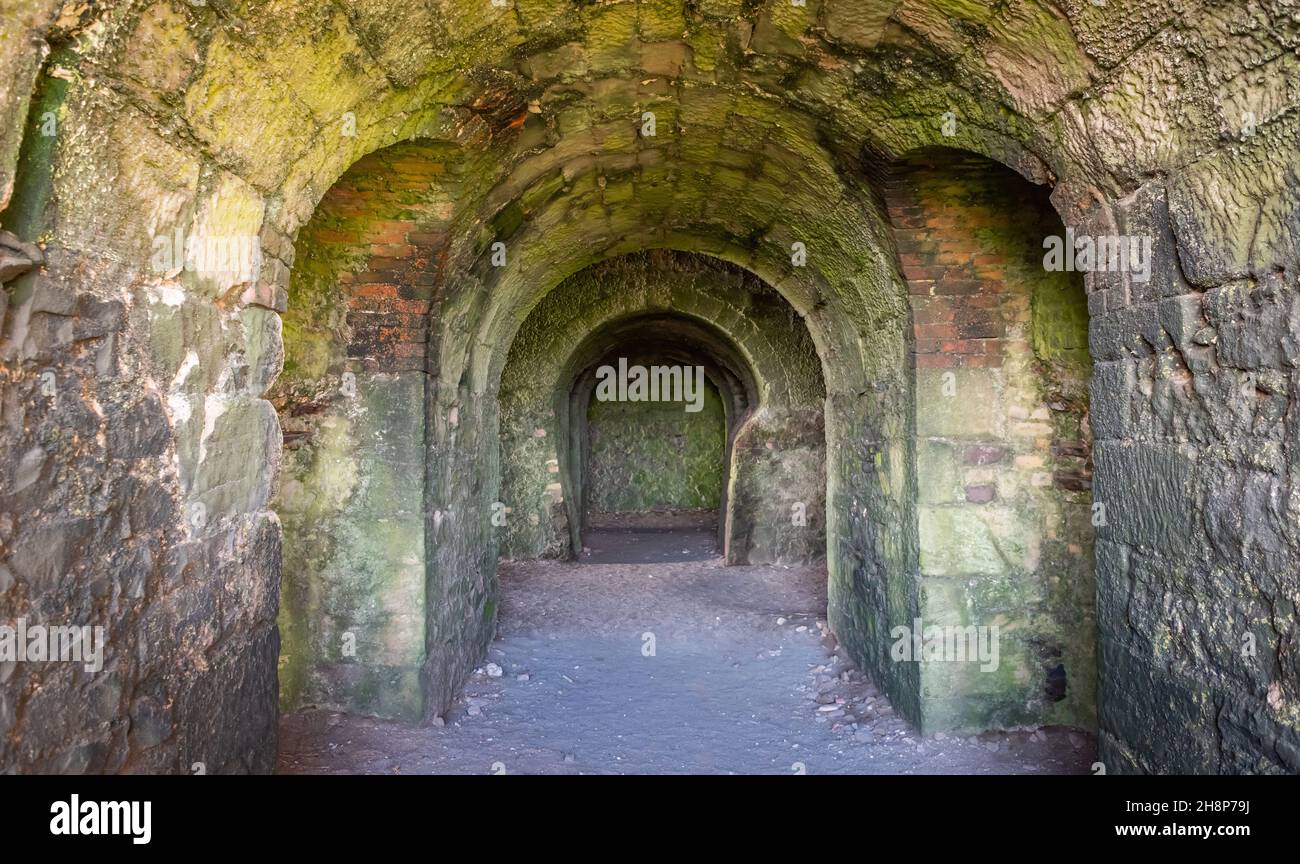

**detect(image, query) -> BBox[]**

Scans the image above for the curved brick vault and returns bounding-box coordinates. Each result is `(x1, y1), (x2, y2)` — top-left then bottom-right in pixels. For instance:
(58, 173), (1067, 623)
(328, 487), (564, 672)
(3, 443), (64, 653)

(0, 1), (1297, 774)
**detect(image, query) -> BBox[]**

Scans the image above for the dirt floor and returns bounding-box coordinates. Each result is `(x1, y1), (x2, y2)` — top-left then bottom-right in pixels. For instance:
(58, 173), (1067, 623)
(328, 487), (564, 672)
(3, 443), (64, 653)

(277, 526), (1097, 775)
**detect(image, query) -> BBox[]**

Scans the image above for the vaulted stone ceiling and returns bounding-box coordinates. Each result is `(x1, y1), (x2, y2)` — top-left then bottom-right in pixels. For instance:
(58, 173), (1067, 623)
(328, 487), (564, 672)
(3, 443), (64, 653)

(6, 1), (1296, 286)
(6, 0), (1295, 391)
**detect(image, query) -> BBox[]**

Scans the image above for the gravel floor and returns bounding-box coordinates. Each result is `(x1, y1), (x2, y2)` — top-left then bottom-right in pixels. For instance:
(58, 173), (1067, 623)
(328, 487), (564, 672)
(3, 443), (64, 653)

(277, 530), (1096, 775)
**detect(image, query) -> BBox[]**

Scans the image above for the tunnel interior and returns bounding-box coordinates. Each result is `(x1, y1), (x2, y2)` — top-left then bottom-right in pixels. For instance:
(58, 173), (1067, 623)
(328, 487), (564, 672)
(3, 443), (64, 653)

(573, 319), (744, 538)
(267, 135), (1095, 733)
(498, 252), (828, 567)
(1, 0), (1296, 776)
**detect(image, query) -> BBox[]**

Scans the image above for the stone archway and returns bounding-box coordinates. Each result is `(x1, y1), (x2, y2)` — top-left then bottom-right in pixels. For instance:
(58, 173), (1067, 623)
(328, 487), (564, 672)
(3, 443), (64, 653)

(268, 141), (482, 723)
(497, 251), (827, 567)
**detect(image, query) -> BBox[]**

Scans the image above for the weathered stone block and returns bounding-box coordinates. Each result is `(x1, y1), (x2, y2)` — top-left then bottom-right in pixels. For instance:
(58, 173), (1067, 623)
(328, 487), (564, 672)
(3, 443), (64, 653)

(919, 506), (1017, 577)
(1092, 441), (1197, 554)
(1089, 360), (1136, 441)
(191, 397), (282, 524)
(915, 368), (1002, 438)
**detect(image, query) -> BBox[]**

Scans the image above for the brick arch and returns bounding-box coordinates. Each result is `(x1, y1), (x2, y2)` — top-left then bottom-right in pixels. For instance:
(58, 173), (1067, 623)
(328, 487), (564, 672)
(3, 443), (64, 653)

(271, 139), (476, 722)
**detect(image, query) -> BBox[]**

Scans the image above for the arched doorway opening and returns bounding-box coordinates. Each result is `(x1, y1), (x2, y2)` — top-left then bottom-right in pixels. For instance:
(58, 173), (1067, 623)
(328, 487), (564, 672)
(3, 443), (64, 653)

(577, 339), (733, 559)
(496, 251), (828, 569)
(885, 147), (1096, 731)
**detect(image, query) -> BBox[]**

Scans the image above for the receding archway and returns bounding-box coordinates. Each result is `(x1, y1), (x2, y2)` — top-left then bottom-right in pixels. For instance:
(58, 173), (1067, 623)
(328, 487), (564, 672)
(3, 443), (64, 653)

(265, 125), (1100, 755)
(3, 0), (1293, 779)
(571, 331), (740, 558)
(496, 251), (828, 568)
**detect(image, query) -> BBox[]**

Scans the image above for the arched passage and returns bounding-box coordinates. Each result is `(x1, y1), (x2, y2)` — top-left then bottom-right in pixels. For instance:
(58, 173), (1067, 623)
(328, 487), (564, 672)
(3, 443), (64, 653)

(560, 317), (750, 556)
(271, 142), (465, 721)
(497, 251), (826, 566)
(264, 96), (921, 729)
(269, 130), (1095, 739)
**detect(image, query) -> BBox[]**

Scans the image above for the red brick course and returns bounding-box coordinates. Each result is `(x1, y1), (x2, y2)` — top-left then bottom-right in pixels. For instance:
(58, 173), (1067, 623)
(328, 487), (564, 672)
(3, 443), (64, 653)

(883, 153), (1035, 370)
(296, 142), (460, 371)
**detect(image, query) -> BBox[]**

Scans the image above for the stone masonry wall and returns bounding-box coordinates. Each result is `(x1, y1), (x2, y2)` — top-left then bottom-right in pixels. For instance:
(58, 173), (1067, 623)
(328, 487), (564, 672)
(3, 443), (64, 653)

(586, 377), (726, 514)
(1090, 178), (1300, 774)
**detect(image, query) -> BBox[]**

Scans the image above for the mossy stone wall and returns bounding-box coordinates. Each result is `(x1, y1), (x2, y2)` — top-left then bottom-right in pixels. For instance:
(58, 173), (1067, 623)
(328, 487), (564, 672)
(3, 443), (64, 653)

(586, 376), (726, 514)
